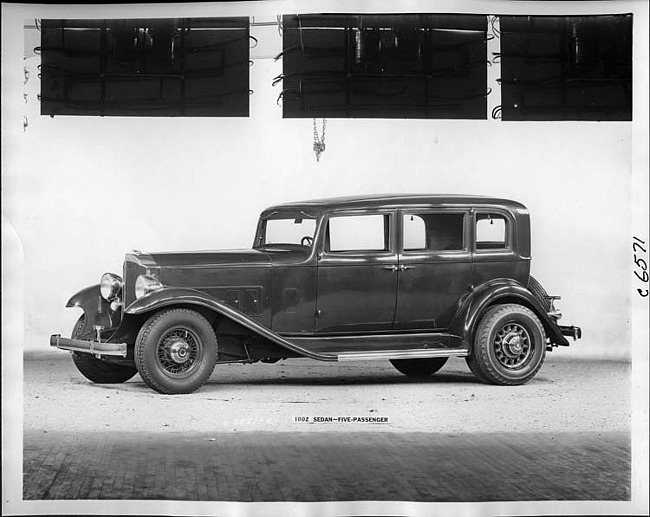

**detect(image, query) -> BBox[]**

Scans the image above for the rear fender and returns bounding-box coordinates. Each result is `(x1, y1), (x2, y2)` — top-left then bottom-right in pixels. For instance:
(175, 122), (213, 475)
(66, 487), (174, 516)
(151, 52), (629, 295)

(124, 287), (336, 361)
(66, 284), (121, 338)
(449, 278), (569, 350)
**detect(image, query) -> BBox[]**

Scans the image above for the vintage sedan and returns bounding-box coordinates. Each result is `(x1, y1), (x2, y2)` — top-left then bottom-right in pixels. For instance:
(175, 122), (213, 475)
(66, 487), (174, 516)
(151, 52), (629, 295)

(51, 194), (581, 394)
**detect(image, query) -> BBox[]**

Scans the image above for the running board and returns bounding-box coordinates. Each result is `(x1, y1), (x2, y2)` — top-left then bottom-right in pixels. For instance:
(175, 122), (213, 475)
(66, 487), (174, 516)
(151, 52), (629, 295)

(284, 332), (467, 361)
(335, 348), (469, 362)
(287, 331), (463, 354)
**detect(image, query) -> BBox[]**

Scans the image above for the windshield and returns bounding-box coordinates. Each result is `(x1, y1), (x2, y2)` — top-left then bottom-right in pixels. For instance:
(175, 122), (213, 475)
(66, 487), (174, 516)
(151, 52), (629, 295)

(256, 214), (318, 248)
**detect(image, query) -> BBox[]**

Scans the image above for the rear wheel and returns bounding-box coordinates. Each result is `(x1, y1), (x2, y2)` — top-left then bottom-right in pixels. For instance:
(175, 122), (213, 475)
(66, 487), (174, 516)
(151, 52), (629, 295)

(466, 304), (546, 385)
(390, 357), (448, 378)
(135, 308), (217, 394)
(70, 316), (138, 384)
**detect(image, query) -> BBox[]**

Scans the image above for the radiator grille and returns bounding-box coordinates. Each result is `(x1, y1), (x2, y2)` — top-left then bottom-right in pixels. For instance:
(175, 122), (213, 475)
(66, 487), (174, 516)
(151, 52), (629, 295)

(123, 257), (145, 308)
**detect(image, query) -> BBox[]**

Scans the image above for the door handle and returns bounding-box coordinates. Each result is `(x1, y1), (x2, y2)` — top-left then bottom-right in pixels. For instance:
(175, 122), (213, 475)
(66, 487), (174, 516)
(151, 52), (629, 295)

(382, 265), (415, 272)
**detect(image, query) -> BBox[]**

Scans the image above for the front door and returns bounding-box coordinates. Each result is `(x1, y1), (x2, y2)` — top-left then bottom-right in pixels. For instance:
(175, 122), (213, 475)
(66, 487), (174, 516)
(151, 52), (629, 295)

(315, 210), (398, 333)
(394, 209), (472, 330)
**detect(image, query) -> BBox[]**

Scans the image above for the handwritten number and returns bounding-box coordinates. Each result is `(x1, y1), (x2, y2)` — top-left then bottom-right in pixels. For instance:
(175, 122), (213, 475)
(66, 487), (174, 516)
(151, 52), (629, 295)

(633, 237), (649, 297)
(635, 270), (649, 283)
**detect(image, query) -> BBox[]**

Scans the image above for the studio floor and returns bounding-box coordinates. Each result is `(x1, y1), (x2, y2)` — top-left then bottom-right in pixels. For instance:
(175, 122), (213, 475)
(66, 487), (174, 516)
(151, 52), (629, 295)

(22, 353), (631, 502)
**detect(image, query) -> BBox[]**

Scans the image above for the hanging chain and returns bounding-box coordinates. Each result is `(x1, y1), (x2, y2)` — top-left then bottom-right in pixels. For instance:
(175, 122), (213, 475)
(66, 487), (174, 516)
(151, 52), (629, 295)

(312, 118), (327, 162)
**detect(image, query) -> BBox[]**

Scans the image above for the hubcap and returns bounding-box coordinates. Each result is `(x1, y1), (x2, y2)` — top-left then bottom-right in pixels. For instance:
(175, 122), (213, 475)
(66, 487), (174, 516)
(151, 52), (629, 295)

(156, 327), (201, 375)
(169, 340), (191, 364)
(494, 323), (532, 369)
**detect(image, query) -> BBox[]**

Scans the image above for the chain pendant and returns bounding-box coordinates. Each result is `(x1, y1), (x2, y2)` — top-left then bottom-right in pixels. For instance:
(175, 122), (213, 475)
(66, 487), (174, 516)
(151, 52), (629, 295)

(313, 141), (325, 162)
(312, 118), (327, 162)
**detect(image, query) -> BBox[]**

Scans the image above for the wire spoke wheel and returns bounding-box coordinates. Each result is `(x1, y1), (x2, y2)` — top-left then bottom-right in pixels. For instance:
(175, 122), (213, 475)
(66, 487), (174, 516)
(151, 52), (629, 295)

(466, 304), (546, 386)
(135, 309), (217, 394)
(493, 322), (532, 369)
(156, 327), (201, 376)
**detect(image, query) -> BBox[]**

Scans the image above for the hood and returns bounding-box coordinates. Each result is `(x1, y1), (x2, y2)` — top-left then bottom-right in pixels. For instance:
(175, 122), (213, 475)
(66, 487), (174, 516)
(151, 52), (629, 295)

(127, 249), (273, 269)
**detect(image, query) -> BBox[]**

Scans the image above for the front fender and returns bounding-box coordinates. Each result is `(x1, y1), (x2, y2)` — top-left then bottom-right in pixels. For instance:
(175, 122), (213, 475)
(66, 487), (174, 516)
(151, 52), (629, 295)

(66, 284), (101, 309)
(125, 287), (337, 361)
(65, 284), (121, 337)
(449, 278), (569, 349)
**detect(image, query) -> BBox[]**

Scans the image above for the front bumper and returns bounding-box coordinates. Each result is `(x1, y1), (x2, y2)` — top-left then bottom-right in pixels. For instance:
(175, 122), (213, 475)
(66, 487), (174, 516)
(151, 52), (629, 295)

(50, 334), (127, 358)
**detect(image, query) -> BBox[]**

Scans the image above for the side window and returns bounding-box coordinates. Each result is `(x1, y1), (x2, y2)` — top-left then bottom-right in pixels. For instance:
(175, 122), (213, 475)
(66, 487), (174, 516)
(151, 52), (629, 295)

(402, 214), (427, 250)
(403, 212), (465, 251)
(327, 214), (389, 252)
(476, 214), (508, 250)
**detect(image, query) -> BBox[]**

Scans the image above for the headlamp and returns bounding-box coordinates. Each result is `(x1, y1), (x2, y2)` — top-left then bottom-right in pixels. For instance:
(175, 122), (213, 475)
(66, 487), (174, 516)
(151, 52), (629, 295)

(135, 275), (163, 299)
(100, 273), (123, 302)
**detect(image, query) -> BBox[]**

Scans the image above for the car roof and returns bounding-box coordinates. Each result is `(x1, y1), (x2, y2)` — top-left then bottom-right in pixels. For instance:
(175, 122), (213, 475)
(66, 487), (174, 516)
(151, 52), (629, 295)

(263, 194), (527, 214)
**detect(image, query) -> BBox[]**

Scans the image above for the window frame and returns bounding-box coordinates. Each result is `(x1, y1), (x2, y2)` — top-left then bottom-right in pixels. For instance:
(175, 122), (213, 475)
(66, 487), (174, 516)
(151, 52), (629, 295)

(319, 209), (396, 256)
(260, 216), (318, 248)
(254, 209), (320, 249)
(472, 209), (515, 254)
(398, 209), (470, 255)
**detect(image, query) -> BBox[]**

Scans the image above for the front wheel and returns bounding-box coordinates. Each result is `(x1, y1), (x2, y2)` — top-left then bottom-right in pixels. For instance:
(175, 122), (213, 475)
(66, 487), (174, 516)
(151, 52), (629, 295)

(466, 304), (546, 385)
(135, 308), (218, 394)
(70, 316), (138, 384)
(390, 357), (448, 378)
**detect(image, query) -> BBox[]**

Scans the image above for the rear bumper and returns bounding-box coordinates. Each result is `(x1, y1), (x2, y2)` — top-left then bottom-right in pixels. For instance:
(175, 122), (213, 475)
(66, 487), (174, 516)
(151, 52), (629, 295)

(558, 325), (582, 341)
(49, 334), (128, 358)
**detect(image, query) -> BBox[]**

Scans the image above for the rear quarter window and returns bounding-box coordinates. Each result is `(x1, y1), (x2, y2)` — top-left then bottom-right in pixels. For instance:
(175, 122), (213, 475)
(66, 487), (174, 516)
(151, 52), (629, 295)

(476, 214), (508, 250)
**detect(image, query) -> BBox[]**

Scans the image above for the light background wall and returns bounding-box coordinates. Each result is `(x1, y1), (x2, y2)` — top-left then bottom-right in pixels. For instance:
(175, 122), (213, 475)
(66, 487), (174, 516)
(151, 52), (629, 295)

(3, 0), (648, 361)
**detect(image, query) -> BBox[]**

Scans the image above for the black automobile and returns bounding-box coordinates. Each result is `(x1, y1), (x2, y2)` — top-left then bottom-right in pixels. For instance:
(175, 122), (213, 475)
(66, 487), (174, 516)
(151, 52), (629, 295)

(51, 194), (582, 394)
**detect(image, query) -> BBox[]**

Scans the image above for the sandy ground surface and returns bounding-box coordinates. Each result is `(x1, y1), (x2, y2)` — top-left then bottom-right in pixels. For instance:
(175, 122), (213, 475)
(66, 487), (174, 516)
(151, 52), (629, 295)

(18, 353), (635, 505)
(24, 352), (630, 434)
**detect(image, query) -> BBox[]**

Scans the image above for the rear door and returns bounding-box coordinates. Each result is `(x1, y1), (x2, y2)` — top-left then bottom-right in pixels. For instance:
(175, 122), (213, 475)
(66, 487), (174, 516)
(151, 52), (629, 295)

(394, 209), (472, 330)
(315, 210), (398, 333)
(472, 209), (529, 286)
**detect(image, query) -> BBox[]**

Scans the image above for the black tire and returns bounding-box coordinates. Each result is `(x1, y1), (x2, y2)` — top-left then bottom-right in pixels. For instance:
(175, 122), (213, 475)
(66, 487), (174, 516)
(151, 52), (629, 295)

(466, 304), (546, 386)
(135, 308), (217, 394)
(390, 357), (448, 378)
(527, 275), (551, 312)
(70, 316), (138, 384)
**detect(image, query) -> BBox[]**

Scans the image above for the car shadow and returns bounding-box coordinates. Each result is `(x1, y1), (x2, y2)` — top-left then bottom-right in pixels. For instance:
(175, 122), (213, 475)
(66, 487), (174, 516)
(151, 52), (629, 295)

(207, 369), (480, 387)
(81, 368), (554, 393)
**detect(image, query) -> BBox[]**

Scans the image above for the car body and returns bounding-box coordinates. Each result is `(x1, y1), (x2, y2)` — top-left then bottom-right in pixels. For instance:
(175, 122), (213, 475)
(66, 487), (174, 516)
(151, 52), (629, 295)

(51, 194), (582, 393)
